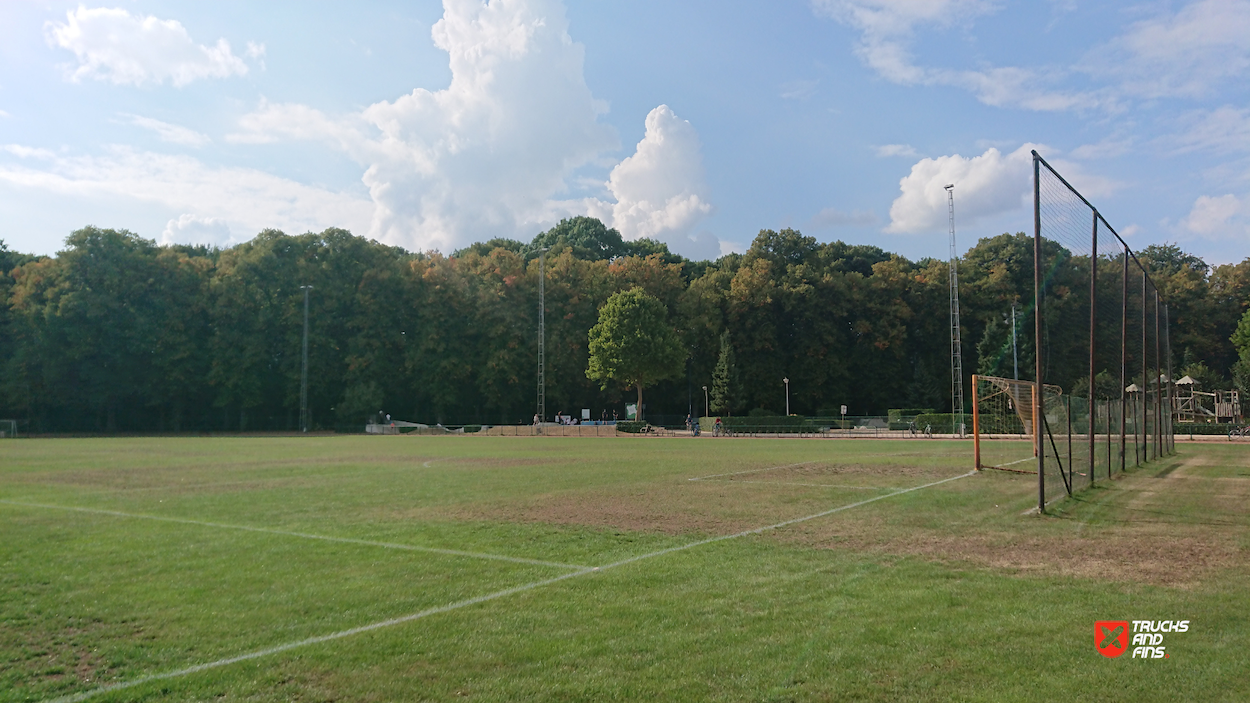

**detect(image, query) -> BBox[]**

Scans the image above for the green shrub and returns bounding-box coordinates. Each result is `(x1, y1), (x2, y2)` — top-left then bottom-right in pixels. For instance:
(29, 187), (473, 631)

(615, 421), (646, 434)
(913, 413), (966, 434)
(1175, 422), (1240, 436)
(888, 408), (935, 430)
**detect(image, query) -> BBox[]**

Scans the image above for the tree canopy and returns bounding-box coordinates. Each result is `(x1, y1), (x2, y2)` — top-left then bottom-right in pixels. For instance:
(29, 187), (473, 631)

(0, 219), (1246, 432)
(586, 288), (686, 420)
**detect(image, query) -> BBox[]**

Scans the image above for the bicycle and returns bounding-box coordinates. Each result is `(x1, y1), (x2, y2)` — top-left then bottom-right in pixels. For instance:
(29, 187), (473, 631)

(1229, 425), (1250, 441)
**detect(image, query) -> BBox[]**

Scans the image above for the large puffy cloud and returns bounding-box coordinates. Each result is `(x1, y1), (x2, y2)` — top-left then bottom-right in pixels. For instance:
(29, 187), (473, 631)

(586, 105), (712, 243)
(354, 0), (619, 252)
(45, 7), (259, 87)
(886, 145), (1035, 234)
(0, 146), (372, 247)
(886, 144), (1121, 234)
(228, 0), (714, 254)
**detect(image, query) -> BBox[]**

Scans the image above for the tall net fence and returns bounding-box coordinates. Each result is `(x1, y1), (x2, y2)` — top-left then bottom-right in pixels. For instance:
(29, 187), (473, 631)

(1029, 151), (1174, 509)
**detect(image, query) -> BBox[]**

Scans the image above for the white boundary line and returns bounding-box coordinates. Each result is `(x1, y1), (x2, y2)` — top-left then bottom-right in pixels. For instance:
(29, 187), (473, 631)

(687, 462), (814, 481)
(695, 479), (892, 490)
(0, 500), (586, 571)
(40, 470), (975, 703)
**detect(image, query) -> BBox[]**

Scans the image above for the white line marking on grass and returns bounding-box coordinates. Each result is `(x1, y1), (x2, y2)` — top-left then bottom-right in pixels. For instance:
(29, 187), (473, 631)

(997, 457), (1034, 468)
(39, 470), (976, 703)
(42, 567), (596, 703)
(0, 500), (586, 571)
(687, 462), (814, 481)
(697, 479), (892, 490)
(604, 471), (977, 568)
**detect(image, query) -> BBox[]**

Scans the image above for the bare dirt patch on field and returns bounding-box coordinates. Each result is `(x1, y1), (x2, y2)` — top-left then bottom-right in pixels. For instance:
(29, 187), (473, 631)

(441, 454), (1247, 588)
(786, 517), (1242, 589)
(781, 461), (1249, 588)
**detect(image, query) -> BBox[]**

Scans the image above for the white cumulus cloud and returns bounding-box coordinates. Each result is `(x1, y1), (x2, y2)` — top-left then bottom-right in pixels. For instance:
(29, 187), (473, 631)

(1181, 194), (1245, 236)
(886, 145), (1036, 234)
(228, 0), (715, 255)
(585, 105), (712, 244)
(886, 144), (1121, 234)
(161, 214), (234, 247)
(45, 6), (258, 87)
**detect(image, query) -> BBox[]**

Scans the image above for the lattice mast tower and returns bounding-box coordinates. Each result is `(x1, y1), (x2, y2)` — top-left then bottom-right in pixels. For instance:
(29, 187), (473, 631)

(946, 184), (965, 435)
(536, 247), (548, 422)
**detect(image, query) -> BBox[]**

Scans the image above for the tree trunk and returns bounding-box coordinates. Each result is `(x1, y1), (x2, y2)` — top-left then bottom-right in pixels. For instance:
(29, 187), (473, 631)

(636, 384), (644, 422)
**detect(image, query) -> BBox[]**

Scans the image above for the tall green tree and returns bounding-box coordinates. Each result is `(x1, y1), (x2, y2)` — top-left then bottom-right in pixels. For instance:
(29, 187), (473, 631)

(709, 330), (743, 415)
(586, 288), (685, 421)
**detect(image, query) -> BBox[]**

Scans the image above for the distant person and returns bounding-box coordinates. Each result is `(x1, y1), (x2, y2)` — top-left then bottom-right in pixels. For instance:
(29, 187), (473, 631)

(533, 413), (540, 425)
(924, 423), (933, 438)
(613, 409), (618, 422)
(714, 417), (723, 437)
(908, 420), (916, 437)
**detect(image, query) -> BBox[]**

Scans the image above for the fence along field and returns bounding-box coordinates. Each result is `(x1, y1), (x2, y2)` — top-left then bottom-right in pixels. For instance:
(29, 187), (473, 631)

(2, 433), (1247, 702)
(972, 152), (1178, 511)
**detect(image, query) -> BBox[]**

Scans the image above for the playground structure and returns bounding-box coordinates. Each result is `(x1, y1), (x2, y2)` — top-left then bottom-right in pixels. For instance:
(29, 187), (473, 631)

(1173, 375), (1242, 424)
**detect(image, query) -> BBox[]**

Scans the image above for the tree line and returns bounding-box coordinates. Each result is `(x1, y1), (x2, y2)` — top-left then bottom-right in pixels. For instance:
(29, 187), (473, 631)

(1, 217), (1248, 432)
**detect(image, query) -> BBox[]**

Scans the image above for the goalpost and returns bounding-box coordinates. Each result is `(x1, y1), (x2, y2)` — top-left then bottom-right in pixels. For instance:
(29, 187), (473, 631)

(971, 375), (1061, 471)
(0, 419), (17, 439)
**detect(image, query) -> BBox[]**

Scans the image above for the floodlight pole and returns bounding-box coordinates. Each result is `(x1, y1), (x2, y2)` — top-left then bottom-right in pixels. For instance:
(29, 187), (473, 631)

(536, 248), (549, 423)
(1011, 301), (1018, 380)
(783, 377), (790, 416)
(299, 285), (313, 433)
(702, 385), (708, 418)
(946, 184), (965, 437)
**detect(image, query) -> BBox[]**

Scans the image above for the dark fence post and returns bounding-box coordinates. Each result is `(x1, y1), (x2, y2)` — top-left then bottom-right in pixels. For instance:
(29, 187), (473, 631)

(1154, 288), (1162, 458)
(1089, 211), (1098, 484)
(1125, 243), (1135, 472)
(1034, 152), (1046, 513)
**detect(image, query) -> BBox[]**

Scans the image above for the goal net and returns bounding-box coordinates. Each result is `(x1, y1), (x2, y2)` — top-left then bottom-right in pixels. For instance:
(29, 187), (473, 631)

(972, 375), (1061, 471)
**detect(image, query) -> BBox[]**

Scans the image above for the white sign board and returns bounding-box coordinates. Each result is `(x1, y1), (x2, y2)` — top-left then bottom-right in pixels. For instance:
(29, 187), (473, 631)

(582, 408), (591, 420)
(841, 405), (848, 415)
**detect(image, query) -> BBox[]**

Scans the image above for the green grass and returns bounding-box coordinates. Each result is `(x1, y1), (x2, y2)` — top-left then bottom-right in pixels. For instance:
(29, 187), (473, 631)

(1, 436), (1247, 702)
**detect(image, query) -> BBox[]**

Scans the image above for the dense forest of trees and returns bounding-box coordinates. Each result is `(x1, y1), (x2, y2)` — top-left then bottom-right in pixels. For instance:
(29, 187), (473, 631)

(2, 216), (1248, 433)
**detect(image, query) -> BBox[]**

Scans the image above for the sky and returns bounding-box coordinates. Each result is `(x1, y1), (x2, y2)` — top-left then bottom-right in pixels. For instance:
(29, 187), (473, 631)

(3, 0), (1250, 264)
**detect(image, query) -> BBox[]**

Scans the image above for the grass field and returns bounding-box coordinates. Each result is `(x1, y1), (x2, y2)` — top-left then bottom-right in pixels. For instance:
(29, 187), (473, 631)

(2, 435), (1248, 702)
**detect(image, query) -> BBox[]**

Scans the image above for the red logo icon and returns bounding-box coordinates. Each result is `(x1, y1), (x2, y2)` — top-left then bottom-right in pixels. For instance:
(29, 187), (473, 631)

(1096, 621), (1129, 658)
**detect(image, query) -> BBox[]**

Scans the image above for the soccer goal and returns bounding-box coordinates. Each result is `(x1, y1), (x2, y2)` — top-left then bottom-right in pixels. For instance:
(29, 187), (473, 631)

(971, 375), (1061, 472)
(0, 419), (17, 439)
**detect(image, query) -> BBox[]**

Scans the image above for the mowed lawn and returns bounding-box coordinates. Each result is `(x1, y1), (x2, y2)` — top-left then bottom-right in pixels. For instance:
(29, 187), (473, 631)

(1, 436), (1247, 702)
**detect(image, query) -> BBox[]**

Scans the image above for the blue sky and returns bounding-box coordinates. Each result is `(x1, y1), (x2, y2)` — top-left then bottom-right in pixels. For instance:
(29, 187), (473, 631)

(3, 1), (1250, 264)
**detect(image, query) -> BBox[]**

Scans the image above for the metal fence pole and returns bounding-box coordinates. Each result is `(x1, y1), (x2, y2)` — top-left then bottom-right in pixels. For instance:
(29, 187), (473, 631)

(1154, 287), (1162, 458)
(1089, 212), (1098, 483)
(1034, 153), (1045, 513)
(1160, 302), (1170, 455)
(1145, 265), (1150, 462)
(1120, 247), (1128, 473)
